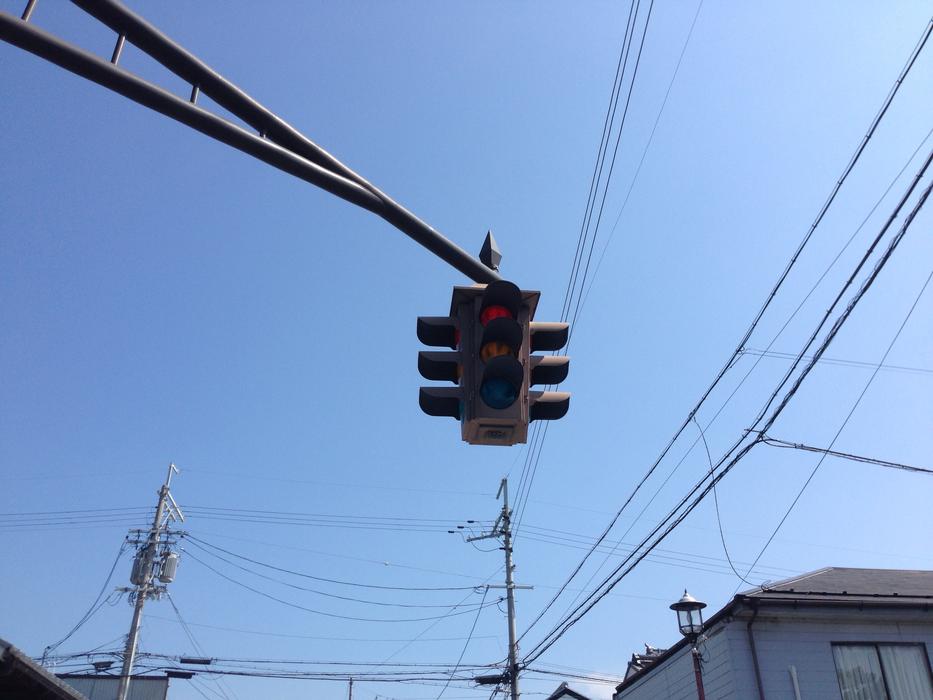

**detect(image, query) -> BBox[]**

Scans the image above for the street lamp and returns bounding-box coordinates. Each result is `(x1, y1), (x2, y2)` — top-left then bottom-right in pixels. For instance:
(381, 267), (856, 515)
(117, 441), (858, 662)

(671, 590), (707, 700)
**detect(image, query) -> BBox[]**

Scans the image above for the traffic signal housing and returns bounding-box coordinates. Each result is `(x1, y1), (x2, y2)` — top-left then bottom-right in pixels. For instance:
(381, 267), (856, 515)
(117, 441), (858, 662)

(417, 281), (570, 446)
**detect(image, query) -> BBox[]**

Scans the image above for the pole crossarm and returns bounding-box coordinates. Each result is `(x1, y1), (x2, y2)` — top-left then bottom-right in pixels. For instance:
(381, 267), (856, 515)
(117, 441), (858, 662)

(1, 1), (500, 284)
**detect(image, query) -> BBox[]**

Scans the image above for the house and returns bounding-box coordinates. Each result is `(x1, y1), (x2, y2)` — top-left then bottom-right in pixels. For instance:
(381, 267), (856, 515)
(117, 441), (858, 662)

(57, 674), (169, 700)
(545, 681), (592, 700)
(0, 637), (87, 700)
(613, 567), (933, 699)
(624, 644), (667, 680)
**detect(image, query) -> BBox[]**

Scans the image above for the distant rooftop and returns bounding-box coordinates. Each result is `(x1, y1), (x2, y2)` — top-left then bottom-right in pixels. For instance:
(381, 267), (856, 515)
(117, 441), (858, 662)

(624, 644), (667, 680)
(544, 681), (591, 700)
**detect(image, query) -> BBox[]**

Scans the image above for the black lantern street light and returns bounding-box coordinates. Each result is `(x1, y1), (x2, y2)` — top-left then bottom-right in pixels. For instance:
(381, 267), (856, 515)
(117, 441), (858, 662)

(671, 590), (707, 700)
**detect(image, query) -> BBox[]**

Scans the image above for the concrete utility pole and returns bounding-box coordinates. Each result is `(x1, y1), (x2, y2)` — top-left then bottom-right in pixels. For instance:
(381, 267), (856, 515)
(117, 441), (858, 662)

(117, 463), (184, 700)
(467, 478), (531, 700)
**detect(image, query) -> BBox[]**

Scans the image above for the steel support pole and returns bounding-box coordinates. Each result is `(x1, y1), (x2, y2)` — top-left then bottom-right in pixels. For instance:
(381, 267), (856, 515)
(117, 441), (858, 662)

(0, 7), (500, 283)
(691, 646), (706, 700)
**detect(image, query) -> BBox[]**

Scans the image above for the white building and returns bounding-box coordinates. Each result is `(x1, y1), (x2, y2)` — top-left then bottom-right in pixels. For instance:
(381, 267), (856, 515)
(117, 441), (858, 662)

(613, 568), (933, 700)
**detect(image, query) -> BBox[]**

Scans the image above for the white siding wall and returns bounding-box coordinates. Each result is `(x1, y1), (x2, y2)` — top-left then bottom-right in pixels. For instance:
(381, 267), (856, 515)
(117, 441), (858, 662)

(615, 609), (933, 700)
(617, 626), (735, 700)
(729, 613), (933, 700)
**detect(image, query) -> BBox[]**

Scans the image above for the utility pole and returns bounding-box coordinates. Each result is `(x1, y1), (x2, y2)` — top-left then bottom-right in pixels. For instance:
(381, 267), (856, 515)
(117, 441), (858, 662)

(117, 463), (184, 700)
(467, 478), (531, 700)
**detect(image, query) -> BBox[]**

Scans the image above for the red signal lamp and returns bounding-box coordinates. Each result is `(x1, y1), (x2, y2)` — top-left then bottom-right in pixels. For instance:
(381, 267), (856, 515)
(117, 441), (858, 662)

(480, 305), (512, 326)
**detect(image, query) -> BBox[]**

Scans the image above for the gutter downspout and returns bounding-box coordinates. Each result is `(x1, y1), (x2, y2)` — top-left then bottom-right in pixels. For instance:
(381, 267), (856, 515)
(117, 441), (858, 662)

(746, 601), (766, 700)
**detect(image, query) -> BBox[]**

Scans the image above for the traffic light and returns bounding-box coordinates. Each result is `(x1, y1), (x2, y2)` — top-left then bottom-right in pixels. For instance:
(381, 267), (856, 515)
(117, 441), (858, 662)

(417, 281), (570, 446)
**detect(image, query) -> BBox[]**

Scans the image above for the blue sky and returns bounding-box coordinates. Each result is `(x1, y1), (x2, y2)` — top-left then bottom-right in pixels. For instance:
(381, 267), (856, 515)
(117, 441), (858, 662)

(2, 2), (932, 700)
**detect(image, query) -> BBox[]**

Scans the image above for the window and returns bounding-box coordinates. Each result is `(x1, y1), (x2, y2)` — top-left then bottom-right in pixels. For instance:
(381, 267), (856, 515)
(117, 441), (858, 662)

(833, 643), (933, 700)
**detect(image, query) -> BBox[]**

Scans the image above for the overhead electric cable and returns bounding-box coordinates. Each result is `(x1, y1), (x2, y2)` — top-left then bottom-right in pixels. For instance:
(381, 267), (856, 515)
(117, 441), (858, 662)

(184, 539), (482, 608)
(516, 29), (933, 639)
(560, 0), (640, 322)
(692, 416), (753, 585)
(514, 0), (657, 537)
(165, 592), (238, 700)
(381, 568), (504, 664)
(521, 161), (933, 665)
(581, 124), (933, 573)
(759, 436), (933, 475)
(739, 348), (933, 376)
(436, 587), (489, 700)
(185, 535), (482, 591)
(144, 613), (499, 643)
(514, 0), (649, 531)
(184, 549), (502, 624)
(579, 0), (705, 312)
(739, 256), (933, 582)
(41, 540), (128, 662)
(565, 0), (656, 342)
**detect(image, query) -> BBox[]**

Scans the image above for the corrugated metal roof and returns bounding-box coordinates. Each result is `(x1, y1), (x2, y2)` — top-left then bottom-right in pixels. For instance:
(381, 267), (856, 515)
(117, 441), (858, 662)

(58, 675), (168, 700)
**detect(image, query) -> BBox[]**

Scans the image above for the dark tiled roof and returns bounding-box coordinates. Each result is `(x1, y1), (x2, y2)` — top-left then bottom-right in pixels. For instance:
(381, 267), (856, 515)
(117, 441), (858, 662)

(544, 682), (591, 700)
(742, 567), (933, 605)
(624, 645), (667, 680)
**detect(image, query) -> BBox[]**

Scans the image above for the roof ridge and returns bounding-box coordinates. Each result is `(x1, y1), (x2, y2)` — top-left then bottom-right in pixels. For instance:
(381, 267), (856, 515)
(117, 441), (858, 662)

(741, 566), (833, 595)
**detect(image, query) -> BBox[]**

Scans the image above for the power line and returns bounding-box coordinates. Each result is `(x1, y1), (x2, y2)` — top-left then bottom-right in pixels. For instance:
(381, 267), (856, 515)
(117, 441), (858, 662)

(136, 653), (495, 670)
(516, 531), (788, 579)
(517, 38), (933, 639)
(739, 257), (933, 581)
(436, 587), (489, 700)
(184, 506), (490, 525)
(560, 0), (640, 322)
(184, 539), (485, 609)
(571, 123), (933, 590)
(579, 0), (705, 312)
(519, 524), (796, 575)
(41, 540), (129, 662)
(191, 529), (496, 584)
(184, 548), (503, 624)
(521, 152), (933, 665)
(759, 435), (933, 475)
(565, 0), (656, 340)
(166, 592), (236, 700)
(517, 0), (646, 526)
(380, 568), (504, 665)
(513, 0), (659, 539)
(739, 348), (933, 376)
(143, 613), (500, 643)
(692, 416), (754, 586)
(185, 535), (483, 592)
(0, 506), (151, 516)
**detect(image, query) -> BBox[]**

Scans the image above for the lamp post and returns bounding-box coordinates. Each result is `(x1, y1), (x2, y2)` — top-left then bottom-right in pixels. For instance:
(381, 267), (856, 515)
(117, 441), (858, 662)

(671, 590), (707, 700)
